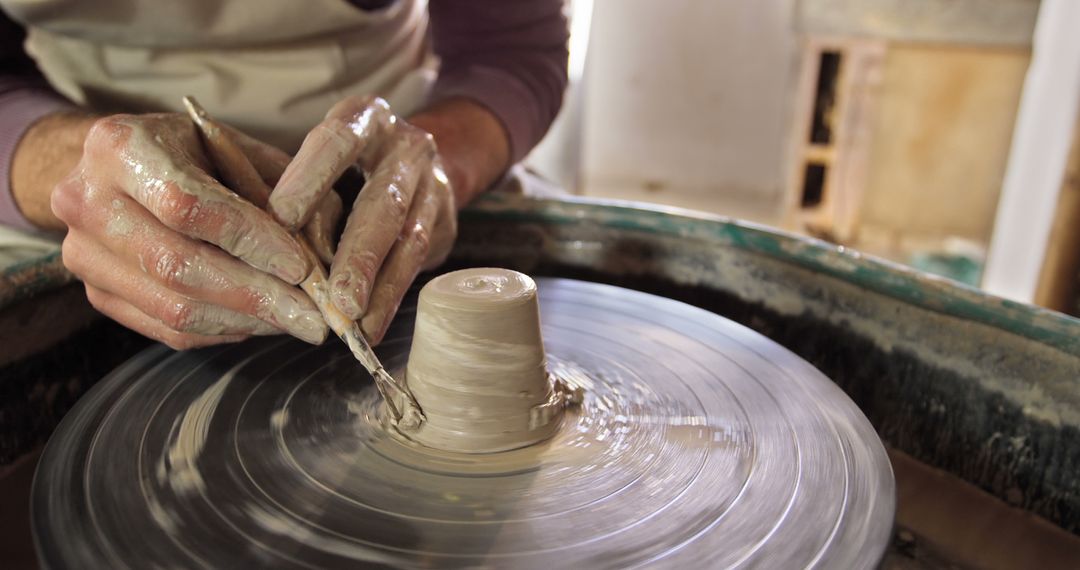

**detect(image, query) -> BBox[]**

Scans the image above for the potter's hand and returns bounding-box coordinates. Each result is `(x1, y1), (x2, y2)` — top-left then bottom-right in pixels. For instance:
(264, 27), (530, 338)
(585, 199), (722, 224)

(269, 96), (458, 344)
(51, 113), (330, 349)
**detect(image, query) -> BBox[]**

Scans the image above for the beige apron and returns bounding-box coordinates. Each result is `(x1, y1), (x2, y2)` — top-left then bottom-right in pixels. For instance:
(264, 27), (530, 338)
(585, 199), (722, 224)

(2, 0), (436, 151)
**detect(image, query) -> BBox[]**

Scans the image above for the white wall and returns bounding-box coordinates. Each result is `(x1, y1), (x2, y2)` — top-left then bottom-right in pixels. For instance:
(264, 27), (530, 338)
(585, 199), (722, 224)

(580, 0), (797, 201)
(982, 0), (1080, 303)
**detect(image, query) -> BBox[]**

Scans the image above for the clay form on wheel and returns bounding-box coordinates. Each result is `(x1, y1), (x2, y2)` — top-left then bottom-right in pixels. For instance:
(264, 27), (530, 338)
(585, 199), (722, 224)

(403, 268), (574, 453)
(32, 278), (895, 569)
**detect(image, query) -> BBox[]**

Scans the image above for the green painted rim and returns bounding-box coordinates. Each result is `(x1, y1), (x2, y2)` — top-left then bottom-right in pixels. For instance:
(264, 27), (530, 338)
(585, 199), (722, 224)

(0, 250), (72, 311)
(464, 193), (1080, 356)
(3, 193), (1076, 356)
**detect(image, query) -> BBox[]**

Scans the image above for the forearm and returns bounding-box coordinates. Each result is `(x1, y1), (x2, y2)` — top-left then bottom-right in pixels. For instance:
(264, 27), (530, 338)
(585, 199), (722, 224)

(10, 110), (98, 231)
(427, 0), (569, 166)
(1, 9), (89, 232)
(408, 97), (510, 207)
(11, 98), (504, 234)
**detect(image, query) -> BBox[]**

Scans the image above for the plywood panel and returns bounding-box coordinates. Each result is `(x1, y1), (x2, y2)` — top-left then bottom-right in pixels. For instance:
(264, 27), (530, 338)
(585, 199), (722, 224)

(1034, 111), (1080, 314)
(860, 45), (1029, 243)
(797, 0), (1039, 47)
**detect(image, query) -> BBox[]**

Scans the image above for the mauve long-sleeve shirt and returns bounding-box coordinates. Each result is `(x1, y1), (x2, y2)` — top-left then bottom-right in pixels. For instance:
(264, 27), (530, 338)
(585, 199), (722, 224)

(0, 0), (568, 230)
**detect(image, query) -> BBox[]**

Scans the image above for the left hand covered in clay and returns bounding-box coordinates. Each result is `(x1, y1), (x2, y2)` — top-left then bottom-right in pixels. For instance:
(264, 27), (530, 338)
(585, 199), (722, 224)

(268, 96), (457, 344)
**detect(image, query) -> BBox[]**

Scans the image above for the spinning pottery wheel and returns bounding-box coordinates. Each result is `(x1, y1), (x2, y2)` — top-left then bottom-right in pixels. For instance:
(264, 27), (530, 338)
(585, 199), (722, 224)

(33, 277), (895, 568)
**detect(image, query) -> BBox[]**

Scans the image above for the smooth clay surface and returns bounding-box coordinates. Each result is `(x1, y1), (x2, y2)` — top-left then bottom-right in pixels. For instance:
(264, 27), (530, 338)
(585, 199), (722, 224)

(403, 268), (568, 453)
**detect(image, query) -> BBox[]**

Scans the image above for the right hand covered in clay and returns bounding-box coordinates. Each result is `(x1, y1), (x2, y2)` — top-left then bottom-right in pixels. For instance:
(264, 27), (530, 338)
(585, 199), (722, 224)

(52, 113), (330, 349)
(268, 96), (458, 345)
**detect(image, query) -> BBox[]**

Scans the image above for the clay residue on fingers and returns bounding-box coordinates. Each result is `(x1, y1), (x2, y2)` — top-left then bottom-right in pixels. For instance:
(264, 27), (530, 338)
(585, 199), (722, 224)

(268, 97), (393, 230)
(114, 120), (309, 284)
(169, 300), (282, 337)
(247, 284), (327, 344)
(304, 192), (343, 265)
(139, 242), (327, 344)
(328, 143), (427, 318)
(105, 198), (135, 237)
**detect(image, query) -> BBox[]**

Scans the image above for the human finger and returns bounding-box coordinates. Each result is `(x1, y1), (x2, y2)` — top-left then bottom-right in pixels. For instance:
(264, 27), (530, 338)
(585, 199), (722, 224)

(89, 116), (310, 284)
(219, 123), (292, 186)
(304, 190), (343, 266)
(66, 190), (328, 344)
(185, 98), (273, 208)
(420, 158), (457, 270)
(328, 137), (430, 318)
(268, 96), (394, 230)
(63, 231), (282, 337)
(188, 102), (342, 266)
(359, 175), (440, 344)
(84, 284), (248, 350)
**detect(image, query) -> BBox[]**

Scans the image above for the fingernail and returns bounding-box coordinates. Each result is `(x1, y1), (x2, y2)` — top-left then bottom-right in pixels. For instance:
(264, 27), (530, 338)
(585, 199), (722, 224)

(314, 238), (334, 266)
(272, 293), (328, 344)
(289, 309), (328, 344)
(250, 321), (282, 336)
(269, 196), (303, 230)
(269, 252), (308, 284)
(332, 272), (364, 318)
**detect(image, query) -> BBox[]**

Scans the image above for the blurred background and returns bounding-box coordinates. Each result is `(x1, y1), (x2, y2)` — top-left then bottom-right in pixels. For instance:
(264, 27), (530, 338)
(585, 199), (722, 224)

(525, 0), (1080, 318)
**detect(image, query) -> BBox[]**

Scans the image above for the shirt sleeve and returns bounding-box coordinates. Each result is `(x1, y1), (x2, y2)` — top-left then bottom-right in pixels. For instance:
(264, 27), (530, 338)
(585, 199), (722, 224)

(0, 9), (76, 231)
(427, 0), (569, 163)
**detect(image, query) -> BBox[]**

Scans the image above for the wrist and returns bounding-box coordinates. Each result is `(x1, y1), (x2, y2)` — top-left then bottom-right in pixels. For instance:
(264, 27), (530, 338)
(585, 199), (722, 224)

(408, 97), (511, 208)
(12, 110), (99, 231)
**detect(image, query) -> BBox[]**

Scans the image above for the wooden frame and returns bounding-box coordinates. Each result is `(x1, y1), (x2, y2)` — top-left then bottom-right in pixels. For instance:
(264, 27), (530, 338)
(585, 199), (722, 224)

(1034, 112), (1080, 315)
(783, 37), (886, 243)
(983, 0), (1080, 304)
